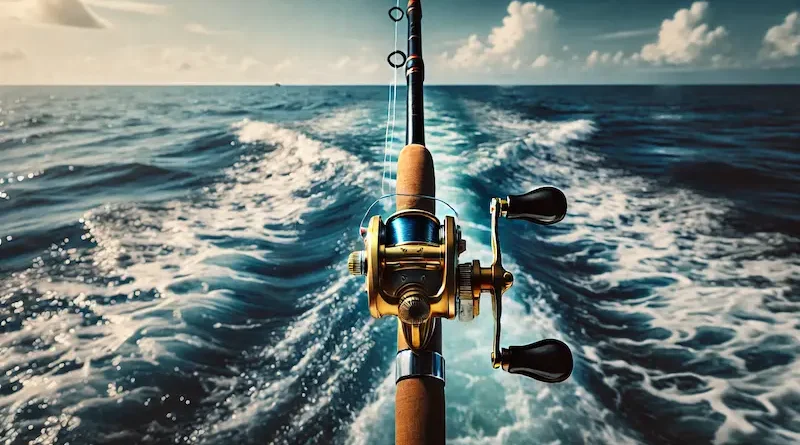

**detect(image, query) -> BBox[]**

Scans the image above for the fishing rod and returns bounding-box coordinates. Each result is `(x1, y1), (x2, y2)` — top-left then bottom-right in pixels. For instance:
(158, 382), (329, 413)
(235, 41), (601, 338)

(348, 1), (574, 443)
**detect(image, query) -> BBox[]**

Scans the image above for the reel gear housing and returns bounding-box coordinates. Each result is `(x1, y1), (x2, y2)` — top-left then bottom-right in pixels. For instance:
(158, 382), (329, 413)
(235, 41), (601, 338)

(349, 187), (574, 382)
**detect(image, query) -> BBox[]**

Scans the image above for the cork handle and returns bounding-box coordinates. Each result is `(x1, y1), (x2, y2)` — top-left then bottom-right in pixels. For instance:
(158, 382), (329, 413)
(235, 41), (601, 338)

(394, 143), (445, 445)
(395, 144), (435, 212)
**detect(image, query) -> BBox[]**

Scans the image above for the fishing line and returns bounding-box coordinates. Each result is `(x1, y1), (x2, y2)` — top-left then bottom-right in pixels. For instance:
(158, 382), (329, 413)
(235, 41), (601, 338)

(382, 0), (403, 196)
(382, 82), (392, 196)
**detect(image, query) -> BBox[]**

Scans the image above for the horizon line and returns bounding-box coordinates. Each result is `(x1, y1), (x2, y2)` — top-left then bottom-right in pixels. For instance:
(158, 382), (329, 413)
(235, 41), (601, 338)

(1, 82), (799, 87)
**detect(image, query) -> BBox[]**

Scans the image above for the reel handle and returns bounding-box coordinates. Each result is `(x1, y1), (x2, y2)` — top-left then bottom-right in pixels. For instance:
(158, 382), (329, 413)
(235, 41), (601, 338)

(505, 187), (567, 225)
(501, 339), (573, 383)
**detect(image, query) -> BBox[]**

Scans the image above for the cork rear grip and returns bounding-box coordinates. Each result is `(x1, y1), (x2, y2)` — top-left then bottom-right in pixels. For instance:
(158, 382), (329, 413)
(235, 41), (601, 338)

(396, 144), (435, 213)
(394, 144), (445, 445)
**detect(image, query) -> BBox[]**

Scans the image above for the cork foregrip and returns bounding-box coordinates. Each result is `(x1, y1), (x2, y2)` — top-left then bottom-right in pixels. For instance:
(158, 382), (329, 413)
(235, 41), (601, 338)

(394, 144), (446, 445)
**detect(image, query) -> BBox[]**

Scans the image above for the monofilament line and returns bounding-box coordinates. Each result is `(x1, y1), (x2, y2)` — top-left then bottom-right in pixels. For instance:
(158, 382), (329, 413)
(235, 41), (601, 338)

(382, 0), (401, 196)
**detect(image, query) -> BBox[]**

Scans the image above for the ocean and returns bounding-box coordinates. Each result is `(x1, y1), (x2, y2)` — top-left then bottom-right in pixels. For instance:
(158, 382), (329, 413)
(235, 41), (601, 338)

(0, 85), (798, 445)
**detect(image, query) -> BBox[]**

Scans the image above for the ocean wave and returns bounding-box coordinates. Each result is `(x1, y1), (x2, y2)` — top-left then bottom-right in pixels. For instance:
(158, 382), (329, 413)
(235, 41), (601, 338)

(2, 85), (798, 445)
(0, 113), (381, 444)
(472, 106), (800, 444)
(465, 110), (598, 178)
(652, 113), (684, 121)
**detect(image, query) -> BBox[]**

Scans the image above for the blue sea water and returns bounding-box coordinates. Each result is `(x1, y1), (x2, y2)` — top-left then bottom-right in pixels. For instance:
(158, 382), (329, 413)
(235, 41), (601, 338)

(0, 85), (798, 445)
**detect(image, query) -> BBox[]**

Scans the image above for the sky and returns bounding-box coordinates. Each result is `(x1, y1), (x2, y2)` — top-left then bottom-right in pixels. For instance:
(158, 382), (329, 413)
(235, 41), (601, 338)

(0, 0), (798, 84)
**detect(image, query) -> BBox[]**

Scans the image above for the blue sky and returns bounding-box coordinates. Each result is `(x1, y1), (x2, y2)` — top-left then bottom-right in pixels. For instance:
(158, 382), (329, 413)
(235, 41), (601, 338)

(0, 0), (798, 84)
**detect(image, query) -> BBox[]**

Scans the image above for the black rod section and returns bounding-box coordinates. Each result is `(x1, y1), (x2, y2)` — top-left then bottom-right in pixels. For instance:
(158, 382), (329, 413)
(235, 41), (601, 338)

(406, 0), (425, 146)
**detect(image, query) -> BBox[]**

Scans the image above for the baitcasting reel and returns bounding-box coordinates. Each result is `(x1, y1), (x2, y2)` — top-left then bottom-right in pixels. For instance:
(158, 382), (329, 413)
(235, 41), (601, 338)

(348, 187), (574, 383)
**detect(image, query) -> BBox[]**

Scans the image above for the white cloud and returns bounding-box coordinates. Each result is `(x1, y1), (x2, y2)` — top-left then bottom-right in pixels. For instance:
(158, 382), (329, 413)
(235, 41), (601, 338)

(331, 56), (351, 70)
(593, 28), (657, 41)
(359, 63), (379, 75)
(585, 50), (630, 68)
(488, 1), (555, 55)
(135, 46), (253, 75)
(531, 54), (550, 68)
(17, 0), (108, 28)
(84, 0), (166, 15)
(440, 1), (557, 70)
(272, 58), (294, 73)
(119, 45), (284, 83)
(586, 50), (602, 67)
(0, 49), (27, 62)
(238, 56), (264, 73)
(639, 2), (728, 65)
(156, 46), (231, 73)
(184, 23), (222, 35)
(1, 0), (166, 28)
(238, 57), (301, 76)
(330, 55), (379, 76)
(761, 12), (800, 60)
(184, 22), (235, 37)
(710, 53), (737, 68)
(442, 35), (480, 68)
(0, 41), (309, 84)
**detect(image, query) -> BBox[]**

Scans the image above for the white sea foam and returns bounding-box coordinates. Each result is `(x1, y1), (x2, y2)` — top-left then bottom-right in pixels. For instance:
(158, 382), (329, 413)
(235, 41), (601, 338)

(347, 373), (396, 445)
(300, 107), (376, 136)
(203, 274), (381, 442)
(0, 112), (379, 444)
(176, 116), (388, 442)
(472, 105), (800, 444)
(652, 113), (684, 121)
(464, 104), (598, 179)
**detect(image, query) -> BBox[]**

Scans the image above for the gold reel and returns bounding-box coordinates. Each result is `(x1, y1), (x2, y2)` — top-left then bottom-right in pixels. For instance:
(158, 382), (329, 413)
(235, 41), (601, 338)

(349, 188), (574, 383)
(350, 209), (457, 349)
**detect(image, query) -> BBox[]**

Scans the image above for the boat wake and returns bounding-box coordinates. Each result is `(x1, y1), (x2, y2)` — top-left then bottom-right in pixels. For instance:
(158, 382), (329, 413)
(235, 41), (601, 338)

(0, 111), (386, 445)
(469, 104), (800, 445)
(2, 85), (798, 445)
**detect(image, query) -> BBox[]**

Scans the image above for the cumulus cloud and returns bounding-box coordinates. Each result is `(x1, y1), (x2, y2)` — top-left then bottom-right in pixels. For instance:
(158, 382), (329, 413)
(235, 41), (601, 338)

(1, 0), (166, 28)
(531, 54), (550, 68)
(585, 50), (628, 68)
(184, 23), (226, 36)
(761, 12), (800, 60)
(488, 1), (555, 54)
(639, 2), (728, 65)
(0, 49), (27, 62)
(440, 1), (557, 70)
(586, 50), (606, 67)
(21, 0), (108, 28)
(84, 0), (166, 15)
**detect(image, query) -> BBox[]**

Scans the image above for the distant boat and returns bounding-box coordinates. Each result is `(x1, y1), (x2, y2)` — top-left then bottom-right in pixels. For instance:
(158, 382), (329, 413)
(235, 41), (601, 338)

(274, 83), (281, 87)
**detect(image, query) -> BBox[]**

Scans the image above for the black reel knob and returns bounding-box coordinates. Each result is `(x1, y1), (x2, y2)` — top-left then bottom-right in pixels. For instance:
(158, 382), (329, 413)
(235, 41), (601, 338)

(506, 187), (567, 225)
(501, 339), (573, 383)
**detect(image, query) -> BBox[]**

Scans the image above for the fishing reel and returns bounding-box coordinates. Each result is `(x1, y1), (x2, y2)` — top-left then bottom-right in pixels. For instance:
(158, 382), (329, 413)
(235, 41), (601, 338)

(348, 187), (574, 383)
